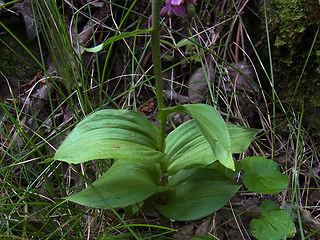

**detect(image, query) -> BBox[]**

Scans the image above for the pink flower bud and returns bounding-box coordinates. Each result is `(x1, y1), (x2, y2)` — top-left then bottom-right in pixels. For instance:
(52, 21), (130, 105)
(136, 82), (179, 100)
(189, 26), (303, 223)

(148, 0), (196, 28)
(160, 0), (196, 17)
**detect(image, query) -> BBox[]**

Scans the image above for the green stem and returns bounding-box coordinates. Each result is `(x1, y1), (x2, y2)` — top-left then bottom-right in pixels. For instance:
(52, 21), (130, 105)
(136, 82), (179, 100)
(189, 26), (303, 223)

(151, 0), (166, 153)
(151, 2), (175, 227)
(151, 0), (164, 110)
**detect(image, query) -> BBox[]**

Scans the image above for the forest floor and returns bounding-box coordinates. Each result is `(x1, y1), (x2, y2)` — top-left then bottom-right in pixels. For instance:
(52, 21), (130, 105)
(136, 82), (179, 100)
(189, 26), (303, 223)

(0, 0), (319, 239)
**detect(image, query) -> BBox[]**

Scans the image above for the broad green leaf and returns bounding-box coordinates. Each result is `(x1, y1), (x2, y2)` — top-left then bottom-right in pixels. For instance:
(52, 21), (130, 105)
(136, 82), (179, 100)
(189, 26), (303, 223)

(227, 123), (260, 153)
(242, 157), (289, 194)
(165, 120), (217, 175)
(161, 104), (234, 170)
(54, 109), (164, 164)
(157, 168), (240, 221)
(67, 160), (167, 209)
(82, 29), (152, 52)
(209, 160), (241, 179)
(250, 200), (296, 240)
(259, 199), (280, 215)
(165, 120), (259, 175)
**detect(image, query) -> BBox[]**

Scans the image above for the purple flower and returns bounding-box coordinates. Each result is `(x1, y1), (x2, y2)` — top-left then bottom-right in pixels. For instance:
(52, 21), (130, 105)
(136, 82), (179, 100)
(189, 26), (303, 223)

(148, 0), (196, 28)
(160, 0), (196, 17)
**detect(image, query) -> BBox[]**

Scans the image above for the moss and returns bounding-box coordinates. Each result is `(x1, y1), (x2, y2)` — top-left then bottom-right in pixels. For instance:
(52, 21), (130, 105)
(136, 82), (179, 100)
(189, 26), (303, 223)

(260, 0), (320, 105)
(0, 34), (39, 82)
(255, 0), (320, 132)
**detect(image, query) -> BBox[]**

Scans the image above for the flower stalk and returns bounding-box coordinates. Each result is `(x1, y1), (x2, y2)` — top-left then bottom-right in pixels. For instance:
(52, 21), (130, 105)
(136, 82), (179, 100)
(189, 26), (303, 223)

(151, 3), (170, 223)
(151, 0), (164, 111)
(151, 0), (167, 154)
(151, 0), (196, 154)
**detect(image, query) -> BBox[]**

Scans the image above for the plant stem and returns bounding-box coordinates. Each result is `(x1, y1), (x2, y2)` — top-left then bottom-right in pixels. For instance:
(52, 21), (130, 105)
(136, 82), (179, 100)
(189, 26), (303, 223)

(151, 0), (166, 153)
(151, 2), (170, 227)
(151, 0), (164, 110)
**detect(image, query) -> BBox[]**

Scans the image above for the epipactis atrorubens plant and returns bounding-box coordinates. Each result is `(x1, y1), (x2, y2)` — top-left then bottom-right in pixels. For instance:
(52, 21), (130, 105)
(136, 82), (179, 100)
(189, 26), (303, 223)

(54, 0), (289, 221)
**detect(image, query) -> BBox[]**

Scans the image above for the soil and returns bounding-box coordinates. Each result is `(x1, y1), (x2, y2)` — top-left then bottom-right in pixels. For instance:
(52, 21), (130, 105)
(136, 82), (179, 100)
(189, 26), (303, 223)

(0, 0), (319, 239)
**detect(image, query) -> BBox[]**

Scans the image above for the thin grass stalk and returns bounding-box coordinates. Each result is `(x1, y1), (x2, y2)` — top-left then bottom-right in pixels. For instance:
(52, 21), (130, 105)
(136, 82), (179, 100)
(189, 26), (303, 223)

(291, 26), (319, 104)
(262, 1), (276, 159)
(33, 0), (85, 117)
(100, 0), (139, 108)
(30, 1), (60, 133)
(131, 28), (138, 111)
(292, 105), (306, 239)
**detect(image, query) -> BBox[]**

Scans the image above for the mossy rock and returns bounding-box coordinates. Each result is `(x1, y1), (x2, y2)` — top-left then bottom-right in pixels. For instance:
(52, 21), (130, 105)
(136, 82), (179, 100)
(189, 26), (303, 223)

(0, 33), (40, 83)
(256, 0), (320, 133)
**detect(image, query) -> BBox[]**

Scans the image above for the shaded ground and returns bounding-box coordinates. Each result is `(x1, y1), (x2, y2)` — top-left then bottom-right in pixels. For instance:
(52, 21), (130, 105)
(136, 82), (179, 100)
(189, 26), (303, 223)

(0, 0), (319, 239)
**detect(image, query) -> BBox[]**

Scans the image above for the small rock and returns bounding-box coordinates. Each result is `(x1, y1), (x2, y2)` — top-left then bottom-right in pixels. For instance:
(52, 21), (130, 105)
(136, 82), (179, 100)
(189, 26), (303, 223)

(188, 62), (214, 103)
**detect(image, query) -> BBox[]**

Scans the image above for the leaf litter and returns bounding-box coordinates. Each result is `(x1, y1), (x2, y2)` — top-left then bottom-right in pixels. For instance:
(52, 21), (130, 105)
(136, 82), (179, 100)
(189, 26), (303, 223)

(0, 0), (319, 239)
